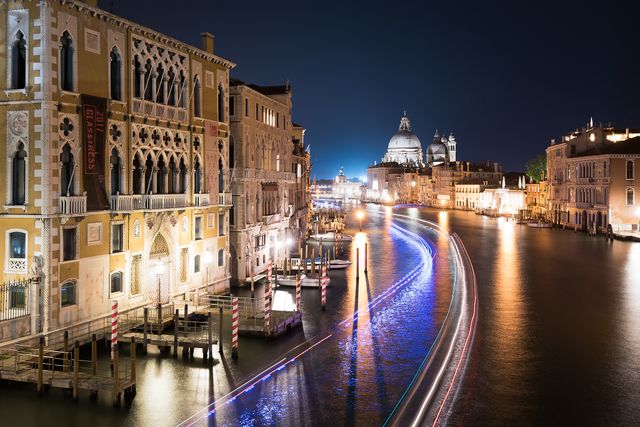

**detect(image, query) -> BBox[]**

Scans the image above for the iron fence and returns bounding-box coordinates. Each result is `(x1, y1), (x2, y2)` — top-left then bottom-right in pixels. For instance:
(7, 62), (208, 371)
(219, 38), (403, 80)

(0, 278), (33, 322)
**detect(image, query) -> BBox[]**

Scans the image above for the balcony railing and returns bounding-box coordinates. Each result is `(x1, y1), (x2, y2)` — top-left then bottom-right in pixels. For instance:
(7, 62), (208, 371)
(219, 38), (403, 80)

(0, 279), (32, 321)
(132, 98), (188, 124)
(193, 193), (210, 207)
(58, 193), (87, 215)
(218, 192), (232, 206)
(110, 194), (186, 211)
(110, 194), (143, 211)
(7, 258), (27, 274)
(235, 168), (297, 182)
(262, 213), (281, 225)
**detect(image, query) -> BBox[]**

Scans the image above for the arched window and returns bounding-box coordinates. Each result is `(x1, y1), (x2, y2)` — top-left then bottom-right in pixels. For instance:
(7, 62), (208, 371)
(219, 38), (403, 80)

(218, 158), (224, 193)
(627, 188), (635, 206)
(144, 155), (154, 194)
(627, 160), (634, 180)
(194, 254), (201, 273)
(7, 230), (27, 273)
(194, 76), (201, 117)
(109, 47), (122, 100)
(133, 154), (143, 194)
(217, 84), (225, 122)
(167, 69), (176, 106)
(12, 142), (27, 205)
(229, 135), (235, 168)
(60, 144), (75, 196)
(144, 60), (153, 101)
(60, 31), (74, 92)
(133, 56), (142, 98)
(194, 158), (202, 194)
(110, 271), (123, 294)
(218, 249), (224, 267)
(156, 64), (165, 104)
(179, 158), (187, 194)
(178, 71), (186, 108)
(11, 31), (27, 89)
(276, 154), (280, 172)
(156, 156), (166, 194)
(110, 148), (122, 195)
(168, 157), (177, 194)
(60, 281), (76, 307)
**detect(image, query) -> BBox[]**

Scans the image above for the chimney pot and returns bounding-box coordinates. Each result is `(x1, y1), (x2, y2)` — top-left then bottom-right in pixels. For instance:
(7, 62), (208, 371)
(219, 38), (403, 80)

(200, 32), (215, 54)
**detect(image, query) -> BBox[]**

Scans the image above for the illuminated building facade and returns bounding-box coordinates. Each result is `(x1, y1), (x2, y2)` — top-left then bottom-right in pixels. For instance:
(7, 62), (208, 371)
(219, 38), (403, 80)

(228, 79), (310, 285)
(546, 121), (640, 232)
(0, 0), (233, 340)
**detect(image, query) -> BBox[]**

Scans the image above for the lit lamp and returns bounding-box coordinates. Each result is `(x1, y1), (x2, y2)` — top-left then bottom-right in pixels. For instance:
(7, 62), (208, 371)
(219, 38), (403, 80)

(203, 249), (213, 291)
(356, 209), (365, 231)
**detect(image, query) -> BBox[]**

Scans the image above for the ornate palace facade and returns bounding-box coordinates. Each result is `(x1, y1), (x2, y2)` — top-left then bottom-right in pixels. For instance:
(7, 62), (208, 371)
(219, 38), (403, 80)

(0, 0), (233, 339)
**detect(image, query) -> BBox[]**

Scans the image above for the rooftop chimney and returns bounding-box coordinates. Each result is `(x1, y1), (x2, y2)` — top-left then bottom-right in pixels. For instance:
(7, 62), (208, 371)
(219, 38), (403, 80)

(201, 32), (215, 54)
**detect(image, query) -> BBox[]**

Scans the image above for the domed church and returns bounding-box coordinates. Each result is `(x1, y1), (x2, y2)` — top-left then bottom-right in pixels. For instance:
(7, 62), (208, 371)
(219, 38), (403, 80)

(426, 130), (457, 166)
(383, 112), (424, 166)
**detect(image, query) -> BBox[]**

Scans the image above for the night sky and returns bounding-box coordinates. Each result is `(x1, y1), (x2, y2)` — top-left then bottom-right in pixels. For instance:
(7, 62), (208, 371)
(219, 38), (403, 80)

(103, 0), (640, 179)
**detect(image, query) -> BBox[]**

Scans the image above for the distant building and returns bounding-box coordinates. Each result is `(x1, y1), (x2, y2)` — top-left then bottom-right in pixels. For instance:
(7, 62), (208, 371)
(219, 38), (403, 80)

(332, 168), (363, 201)
(546, 121), (640, 234)
(383, 113), (423, 167)
(525, 181), (548, 219)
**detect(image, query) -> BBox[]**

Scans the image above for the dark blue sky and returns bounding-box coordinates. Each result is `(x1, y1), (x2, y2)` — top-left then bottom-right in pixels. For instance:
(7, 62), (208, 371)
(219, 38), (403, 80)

(105, 0), (640, 179)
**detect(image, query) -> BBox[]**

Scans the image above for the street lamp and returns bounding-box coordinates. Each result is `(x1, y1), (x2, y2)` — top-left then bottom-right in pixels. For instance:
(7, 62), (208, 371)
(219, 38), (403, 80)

(203, 249), (213, 292)
(356, 209), (365, 231)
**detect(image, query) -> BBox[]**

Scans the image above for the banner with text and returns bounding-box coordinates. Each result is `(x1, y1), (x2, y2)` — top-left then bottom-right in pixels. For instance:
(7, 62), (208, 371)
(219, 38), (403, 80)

(81, 95), (110, 211)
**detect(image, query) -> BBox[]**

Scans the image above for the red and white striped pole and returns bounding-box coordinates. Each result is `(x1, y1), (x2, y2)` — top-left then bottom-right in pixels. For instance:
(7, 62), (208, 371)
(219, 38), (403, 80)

(111, 299), (118, 360)
(321, 264), (327, 311)
(264, 291), (271, 335)
(231, 297), (239, 359)
(295, 273), (302, 312)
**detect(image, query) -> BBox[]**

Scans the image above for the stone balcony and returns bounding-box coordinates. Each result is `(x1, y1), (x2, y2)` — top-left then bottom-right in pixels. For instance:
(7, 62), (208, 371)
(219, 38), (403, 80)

(132, 98), (188, 124)
(193, 193), (210, 207)
(58, 193), (87, 215)
(218, 192), (232, 206)
(110, 193), (187, 212)
(233, 168), (297, 182)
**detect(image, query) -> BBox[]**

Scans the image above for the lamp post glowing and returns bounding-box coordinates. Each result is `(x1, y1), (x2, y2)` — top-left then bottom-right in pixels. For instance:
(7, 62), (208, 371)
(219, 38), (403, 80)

(203, 249), (213, 292)
(356, 209), (365, 231)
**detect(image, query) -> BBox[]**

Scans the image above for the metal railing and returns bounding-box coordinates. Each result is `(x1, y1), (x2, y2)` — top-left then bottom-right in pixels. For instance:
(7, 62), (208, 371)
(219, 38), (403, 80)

(58, 193), (87, 215)
(0, 279), (32, 321)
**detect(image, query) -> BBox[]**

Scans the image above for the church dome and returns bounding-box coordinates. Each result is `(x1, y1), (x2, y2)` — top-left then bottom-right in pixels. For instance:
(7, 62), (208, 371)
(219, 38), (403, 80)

(383, 113), (423, 166)
(426, 130), (449, 166)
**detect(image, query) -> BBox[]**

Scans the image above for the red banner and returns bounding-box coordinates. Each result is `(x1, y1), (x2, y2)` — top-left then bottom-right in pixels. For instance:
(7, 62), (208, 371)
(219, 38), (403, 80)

(82, 95), (110, 211)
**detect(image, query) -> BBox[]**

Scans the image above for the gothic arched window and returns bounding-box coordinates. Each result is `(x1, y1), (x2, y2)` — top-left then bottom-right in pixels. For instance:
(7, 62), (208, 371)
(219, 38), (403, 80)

(194, 158), (202, 194)
(11, 31), (26, 89)
(218, 158), (224, 193)
(110, 148), (122, 195)
(60, 144), (75, 196)
(167, 69), (176, 106)
(627, 188), (635, 206)
(133, 56), (142, 98)
(144, 60), (153, 101)
(156, 64), (165, 104)
(178, 71), (186, 108)
(60, 31), (74, 92)
(627, 160), (634, 180)
(217, 84), (225, 122)
(12, 142), (27, 205)
(110, 47), (122, 101)
(194, 76), (201, 117)
(179, 158), (188, 194)
(133, 154), (143, 194)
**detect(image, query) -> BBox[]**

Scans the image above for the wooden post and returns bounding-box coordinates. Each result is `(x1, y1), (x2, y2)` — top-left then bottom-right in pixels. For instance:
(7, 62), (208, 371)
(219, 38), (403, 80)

(37, 336), (44, 395)
(63, 330), (69, 372)
(184, 304), (189, 322)
(218, 307), (223, 355)
(113, 344), (120, 407)
(91, 334), (97, 376)
(73, 341), (80, 400)
(173, 309), (179, 358)
(143, 308), (148, 355)
(364, 243), (368, 274)
(356, 247), (360, 280)
(250, 268), (255, 298)
(311, 249), (315, 274)
(206, 311), (213, 361)
(130, 336), (136, 389)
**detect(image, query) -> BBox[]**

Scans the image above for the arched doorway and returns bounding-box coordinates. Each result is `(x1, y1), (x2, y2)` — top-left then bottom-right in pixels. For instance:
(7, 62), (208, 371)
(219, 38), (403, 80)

(581, 210), (587, 232)
(148, 233), (171, 304)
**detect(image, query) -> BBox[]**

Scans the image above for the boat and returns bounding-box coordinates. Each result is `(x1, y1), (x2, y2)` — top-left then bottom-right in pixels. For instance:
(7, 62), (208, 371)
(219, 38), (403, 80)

(527, 221), (552, 228)
(288, 257), (352, 271)
(306, 232), (353, 242)
(276, 274), (329, 288)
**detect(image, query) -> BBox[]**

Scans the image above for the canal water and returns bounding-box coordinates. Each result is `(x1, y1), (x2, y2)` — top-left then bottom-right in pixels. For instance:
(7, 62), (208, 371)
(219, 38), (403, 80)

(2, 206), (638, 426)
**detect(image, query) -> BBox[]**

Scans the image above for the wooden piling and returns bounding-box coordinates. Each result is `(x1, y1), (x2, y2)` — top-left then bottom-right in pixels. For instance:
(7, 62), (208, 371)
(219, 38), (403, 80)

(113, 344), (120, 407)
(311, 249), (315, 274)
(143, 308), (148, 355)
(356, 247), (360, 280)
(364, 243), (368, 273)
(130, 336), (136, 390)
(73, 341), (80, 400)
(91, 334), (97, 376)
(37, 336), (44, 395)
(173, 309), (179, 358)
(218, 307), (223, 355)
(63, 330), (69, 372)
(207, 311), (213, 361)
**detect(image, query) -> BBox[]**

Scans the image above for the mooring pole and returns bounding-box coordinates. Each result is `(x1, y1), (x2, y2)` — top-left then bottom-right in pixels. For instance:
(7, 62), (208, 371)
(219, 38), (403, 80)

(37, 336), (44, 395)
(73, 341), (80, 400)
(63, 330), (69, 372)
(356, 247), (360, 280)
(173, 309), (179, 358)
(91, 334), (97, 376)
(218, 307), (224, 355)
(364, 243), (368, 274)
(143, 308), (148, 355)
